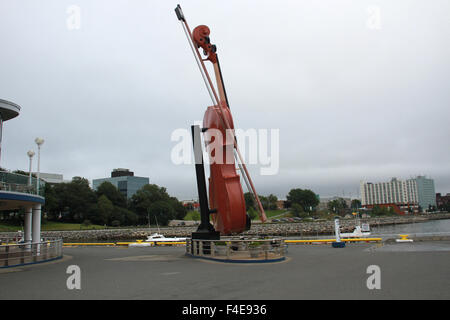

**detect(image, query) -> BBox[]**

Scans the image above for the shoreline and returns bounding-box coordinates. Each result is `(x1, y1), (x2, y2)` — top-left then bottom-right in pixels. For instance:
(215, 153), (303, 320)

(1, 213), (449, 242)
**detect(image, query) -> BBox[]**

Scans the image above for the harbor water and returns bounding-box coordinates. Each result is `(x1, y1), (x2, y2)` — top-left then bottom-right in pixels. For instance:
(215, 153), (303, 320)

(371, 218), (450, 237)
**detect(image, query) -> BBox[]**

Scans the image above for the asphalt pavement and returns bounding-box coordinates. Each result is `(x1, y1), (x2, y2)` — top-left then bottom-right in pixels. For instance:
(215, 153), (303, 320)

(0, 241), (449, 299)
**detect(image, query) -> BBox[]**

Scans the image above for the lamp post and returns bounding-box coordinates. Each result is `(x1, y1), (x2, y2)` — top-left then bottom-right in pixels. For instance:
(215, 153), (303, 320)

(34, 137), (44, 194)
(25, 149), (35, 246)
(27, 150), (35, 187)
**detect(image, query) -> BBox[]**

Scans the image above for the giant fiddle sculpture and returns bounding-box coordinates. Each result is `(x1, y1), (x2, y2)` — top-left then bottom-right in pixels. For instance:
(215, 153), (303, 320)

(175, 5), (267, 237)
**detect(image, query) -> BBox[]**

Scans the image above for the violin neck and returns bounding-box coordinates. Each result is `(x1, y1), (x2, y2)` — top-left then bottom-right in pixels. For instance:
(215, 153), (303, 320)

(213, 63), (226, 105)
(213, 57), (229, 109)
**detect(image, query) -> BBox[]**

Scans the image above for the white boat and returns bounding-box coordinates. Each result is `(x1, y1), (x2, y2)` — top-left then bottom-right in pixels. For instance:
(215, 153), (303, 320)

(340, 225), (371, 238)
(128, 233), (187, 247)
(128, 215), (186, 247)
(144, 233), (186, 242)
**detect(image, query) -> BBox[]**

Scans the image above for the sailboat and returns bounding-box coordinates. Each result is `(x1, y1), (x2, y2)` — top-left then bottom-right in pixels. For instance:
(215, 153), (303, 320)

(129, 214), (186, 247)
(144, 216), (186, 242)
(340, 214), (371, 238)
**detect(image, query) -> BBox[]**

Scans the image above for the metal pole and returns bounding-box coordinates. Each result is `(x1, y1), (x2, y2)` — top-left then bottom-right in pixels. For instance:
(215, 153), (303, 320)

(24, 206), (32, 246)
(29, 157), (33, 185)
(0, 115), (3, 165)
(36, 145), (40, 194)
(35, 138), (44, 195)
(32, 204), (41, 255)
(192, 125), (211, 229)
(27, 150), (35, 187)
(190, 125), (219, 240)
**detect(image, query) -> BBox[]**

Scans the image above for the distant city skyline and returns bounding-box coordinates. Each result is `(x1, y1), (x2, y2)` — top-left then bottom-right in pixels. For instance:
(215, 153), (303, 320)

(13, 166), (449, 202)
(1, 1), (449, 201)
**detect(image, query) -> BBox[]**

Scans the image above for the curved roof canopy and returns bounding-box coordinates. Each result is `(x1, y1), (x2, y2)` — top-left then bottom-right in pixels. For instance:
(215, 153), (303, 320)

(0, 99), (20, 121)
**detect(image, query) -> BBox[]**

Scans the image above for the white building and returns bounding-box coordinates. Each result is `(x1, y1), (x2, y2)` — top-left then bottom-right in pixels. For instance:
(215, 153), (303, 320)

(35, 172), (67, 184)
(361, 178), (417, 206)
(360, 176), (436, 211)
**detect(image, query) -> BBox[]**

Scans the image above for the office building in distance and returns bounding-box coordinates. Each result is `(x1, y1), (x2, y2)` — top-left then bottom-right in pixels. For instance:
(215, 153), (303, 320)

(93, 168), (149, 199)
(360, 176), (436, 213)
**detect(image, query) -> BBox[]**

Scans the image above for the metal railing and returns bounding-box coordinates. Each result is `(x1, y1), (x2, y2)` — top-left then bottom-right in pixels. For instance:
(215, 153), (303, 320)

(0, 238), (63, 268)
(186, 237), (287, 262)
(0, 171), (45, 197)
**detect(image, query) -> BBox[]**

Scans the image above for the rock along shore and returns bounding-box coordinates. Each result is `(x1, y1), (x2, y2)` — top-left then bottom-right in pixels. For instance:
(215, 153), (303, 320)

(1, 213), (449, 242)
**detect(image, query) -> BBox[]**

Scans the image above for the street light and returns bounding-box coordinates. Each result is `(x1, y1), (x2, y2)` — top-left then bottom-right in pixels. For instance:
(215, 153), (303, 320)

(27, 150), (35, 187)
(34, 137), (44, 194)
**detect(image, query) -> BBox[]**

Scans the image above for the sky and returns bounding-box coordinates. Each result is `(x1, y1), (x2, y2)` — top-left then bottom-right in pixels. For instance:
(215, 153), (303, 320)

(0, 0), (449, 200)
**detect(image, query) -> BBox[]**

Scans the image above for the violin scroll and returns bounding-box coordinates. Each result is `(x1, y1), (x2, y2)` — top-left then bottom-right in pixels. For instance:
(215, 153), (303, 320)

(193, 25), (217, 63)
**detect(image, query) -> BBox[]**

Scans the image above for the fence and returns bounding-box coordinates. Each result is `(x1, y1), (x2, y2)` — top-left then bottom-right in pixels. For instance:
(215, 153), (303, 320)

(0, 238), (63, 268)
(186, 237), (287, 263)
(0, 171), (45, 197)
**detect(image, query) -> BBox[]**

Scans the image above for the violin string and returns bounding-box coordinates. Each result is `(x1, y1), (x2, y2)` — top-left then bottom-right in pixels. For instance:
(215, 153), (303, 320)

(236, 153), (252, 194)
(180, 21), (218, 106)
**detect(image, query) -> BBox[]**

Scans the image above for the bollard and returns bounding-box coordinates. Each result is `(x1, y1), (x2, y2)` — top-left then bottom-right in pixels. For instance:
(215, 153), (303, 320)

(332, 216), (346, 248)
(396, 234), (413, 243)
(5, 245), (9, 267)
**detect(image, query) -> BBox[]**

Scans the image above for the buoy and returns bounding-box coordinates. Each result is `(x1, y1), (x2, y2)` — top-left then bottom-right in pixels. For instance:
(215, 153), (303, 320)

(396, 234), (413, 243)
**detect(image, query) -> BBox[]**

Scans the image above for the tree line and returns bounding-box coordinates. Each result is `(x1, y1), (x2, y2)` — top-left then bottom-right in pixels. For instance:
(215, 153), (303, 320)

(243, 188), (372, 218)
(44, 177), (186, 227)
(243, 188), (321, 219)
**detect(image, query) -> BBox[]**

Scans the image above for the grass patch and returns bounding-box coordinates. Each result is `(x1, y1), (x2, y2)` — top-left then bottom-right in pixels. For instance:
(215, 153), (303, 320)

(41, 221), (107, 231)
(0, 224), (22, 232)
(184, 211), (200, 221)
(0, 221), (107, 232)
(183, 209), (291, 221)
(264, 210), (290, 218)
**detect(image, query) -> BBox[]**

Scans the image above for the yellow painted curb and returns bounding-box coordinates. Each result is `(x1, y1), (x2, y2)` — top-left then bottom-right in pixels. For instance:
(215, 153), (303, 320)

(285, 238), (382, 244)
(63, 241), (187, 247)
(63, 243), (116, 246)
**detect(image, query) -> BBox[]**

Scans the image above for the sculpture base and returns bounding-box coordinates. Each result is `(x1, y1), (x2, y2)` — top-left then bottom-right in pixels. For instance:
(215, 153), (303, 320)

(191, 231), (220, 240)
(332, 242), (346, 248)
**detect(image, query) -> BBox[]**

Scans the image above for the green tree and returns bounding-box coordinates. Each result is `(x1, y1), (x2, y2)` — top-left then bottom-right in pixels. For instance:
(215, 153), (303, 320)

(247, 207), (258, 220)
(97, 195), (114, 225)
(267, 194), (278, 210)
(259, 195), (269, 210)
(147, 201), (176, 226)
(45, 177), (97, 223)
(169, 197), (187, 220)
(291, 203), (307, 218)
(43, 183), (59, 220)
(244, 192), (255, 211)
(286, 188), (319, 212)
(351, 199), (362, 209)
(123, 208), (138, 225)
(130, 184), (183, 226)
(327, 198), (348, 215)
(96, 181), (127, 208)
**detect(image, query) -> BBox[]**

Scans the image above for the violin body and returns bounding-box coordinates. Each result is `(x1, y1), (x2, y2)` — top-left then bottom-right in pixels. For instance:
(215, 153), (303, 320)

(203, 103), (247, 235)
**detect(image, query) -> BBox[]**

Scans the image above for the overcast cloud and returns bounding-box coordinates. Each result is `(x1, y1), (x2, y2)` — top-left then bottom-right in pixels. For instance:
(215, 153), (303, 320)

(0, 0), (449, 200)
